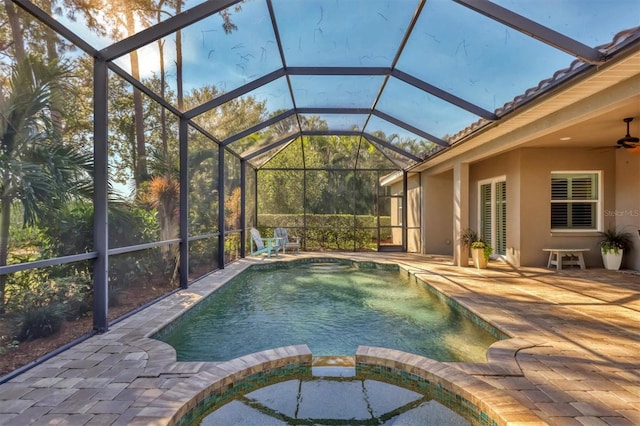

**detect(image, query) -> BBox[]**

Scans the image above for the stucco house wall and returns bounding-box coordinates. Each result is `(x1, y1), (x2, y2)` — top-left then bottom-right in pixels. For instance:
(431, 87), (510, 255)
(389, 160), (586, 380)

(406, 174), (422, 253)
(388, 174), (421, 252)
(423, 171), (454, 255)
(515, 148), (616, 267)
(469, 151), (521, 266)
(461, 147), (633, 269)
(614, 149), (640, 270)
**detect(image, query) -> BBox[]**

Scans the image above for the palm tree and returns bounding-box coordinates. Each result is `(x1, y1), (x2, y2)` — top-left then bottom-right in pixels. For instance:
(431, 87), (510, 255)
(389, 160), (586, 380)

(0, 55), (92, 312)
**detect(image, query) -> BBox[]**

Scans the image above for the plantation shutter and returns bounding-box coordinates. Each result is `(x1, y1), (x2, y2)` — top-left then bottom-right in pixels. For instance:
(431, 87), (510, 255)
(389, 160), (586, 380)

(480, 183), (492, 246)
(479, 179), (507, 256)
(495, 181), (507, 255)
(569, 177), (595, 228)
(551, 173), (598, 229)
(551, 176), (569, 228)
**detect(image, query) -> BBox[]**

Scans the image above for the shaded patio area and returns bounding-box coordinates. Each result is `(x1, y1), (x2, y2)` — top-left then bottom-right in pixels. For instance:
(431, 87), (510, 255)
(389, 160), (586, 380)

(0, 253), (638, 425)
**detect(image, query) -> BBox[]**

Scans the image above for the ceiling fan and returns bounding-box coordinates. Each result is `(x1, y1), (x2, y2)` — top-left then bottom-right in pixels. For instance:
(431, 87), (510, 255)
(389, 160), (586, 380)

(616, 117), (640, 149)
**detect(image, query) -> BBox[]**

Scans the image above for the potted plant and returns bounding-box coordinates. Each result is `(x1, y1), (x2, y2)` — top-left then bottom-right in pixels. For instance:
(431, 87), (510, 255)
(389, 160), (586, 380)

(460, 228), (492, 268)
(599, 228), (632, 270)
(471, 240), (493, 269)
(460, 228), (478, 266)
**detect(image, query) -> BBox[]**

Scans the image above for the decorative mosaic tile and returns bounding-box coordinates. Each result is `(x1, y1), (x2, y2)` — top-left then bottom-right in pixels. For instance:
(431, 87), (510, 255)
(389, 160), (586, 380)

(356, 362), (499, 426)
(174, 363), (311, 426)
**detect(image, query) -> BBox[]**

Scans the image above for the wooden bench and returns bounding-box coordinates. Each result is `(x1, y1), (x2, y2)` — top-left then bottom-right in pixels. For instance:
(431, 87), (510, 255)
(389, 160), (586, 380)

(543, 248), (590, 270)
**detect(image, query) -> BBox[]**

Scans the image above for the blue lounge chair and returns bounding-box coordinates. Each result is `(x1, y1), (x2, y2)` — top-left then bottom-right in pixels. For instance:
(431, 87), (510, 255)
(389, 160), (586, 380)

(274, 227), (300, 254)
(250, 227), (282, 257)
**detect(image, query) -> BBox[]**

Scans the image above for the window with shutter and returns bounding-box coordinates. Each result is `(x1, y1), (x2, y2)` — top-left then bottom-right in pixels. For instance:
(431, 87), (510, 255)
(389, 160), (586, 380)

(550, 172), (600, 231)
(480, 183), (492, 246)
(478, 177), (507, 256)
(495, 181), (507, 255)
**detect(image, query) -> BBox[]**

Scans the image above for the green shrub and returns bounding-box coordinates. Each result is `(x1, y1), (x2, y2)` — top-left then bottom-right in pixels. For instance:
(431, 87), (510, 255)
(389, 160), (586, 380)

(256, 213), (390, 250)
(108, 284), (124, 308)
(188, 238), (219, 277)
(109, 247), (175, 291)
(4, 271), (92, 343)
(0, 335), (20, 355)
(6, 273), (91, 313)
(17, 304), (65, 341)
(60, 278), (93, 321)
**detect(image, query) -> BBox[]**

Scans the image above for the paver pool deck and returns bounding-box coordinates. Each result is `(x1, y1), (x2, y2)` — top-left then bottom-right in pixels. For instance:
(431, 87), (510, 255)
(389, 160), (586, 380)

(0, 252), (639, 425)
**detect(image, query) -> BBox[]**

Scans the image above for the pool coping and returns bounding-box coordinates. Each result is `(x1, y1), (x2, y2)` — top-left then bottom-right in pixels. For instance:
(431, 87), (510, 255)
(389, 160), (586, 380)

(10, 253), (638, 424)
(127, 257), (546, 425)
(13, 253), (620, 425)
(158, 342), (543, 426)
(355, 345), (545, 425)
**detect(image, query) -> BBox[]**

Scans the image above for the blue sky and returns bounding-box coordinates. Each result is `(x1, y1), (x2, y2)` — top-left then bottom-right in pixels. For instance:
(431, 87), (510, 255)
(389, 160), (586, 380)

(55, 0), (640, 145)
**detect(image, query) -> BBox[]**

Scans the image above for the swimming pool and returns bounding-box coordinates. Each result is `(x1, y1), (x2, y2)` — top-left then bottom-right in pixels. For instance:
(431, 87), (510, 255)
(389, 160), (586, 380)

(157, 261), (498, 363)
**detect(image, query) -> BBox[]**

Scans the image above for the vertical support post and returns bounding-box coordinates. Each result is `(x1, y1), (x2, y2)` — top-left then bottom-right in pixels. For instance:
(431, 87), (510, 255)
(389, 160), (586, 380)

(254, 167), (258, 227)
(300, 140), (307, 251)
(302, 169), (307, 251)
(93, 59), (109, 333)
(421, 172), (427, 255)
(352, 170), (357, 252)
(179, 118), (189, 288)
(376, 170), (381, 251)
(403, 171), (408, 252)
(218, 148), (225, 268)
(453, 162), (470, 266)
(417, 172), (423, 254)
(240, 159), (246, 258)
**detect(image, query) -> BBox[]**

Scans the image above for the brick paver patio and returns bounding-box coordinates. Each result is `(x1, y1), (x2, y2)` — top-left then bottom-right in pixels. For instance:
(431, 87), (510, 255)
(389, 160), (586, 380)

(0, 253), (638, 425)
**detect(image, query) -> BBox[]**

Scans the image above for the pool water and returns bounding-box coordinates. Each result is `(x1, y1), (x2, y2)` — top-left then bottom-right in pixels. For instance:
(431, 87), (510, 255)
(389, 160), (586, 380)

(200, 375), (471, 425)
(160, 263), (497, 362)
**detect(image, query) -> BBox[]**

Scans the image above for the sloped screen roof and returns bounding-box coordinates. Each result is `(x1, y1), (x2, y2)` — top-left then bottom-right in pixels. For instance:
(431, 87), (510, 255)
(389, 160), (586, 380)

(19, 0), (640, 169)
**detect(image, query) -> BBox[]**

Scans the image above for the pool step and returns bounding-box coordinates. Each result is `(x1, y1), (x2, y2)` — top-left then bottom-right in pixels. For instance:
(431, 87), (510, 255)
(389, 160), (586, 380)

(312, 356), (356, 377)
(312, 366), (356, 377)
(312, 355), (355, 367)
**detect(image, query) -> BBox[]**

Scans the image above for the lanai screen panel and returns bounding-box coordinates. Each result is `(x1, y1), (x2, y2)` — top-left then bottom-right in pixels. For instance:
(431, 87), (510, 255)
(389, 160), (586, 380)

(375, 77), (481, 142)
(354, 171), (382, 252)
(87, 0), (634, 172)
(272, 0), (418, 67)
(355, 138), (400, 170)
(245, 165), (257, 227)
(290, 75), (384, 109)
(187, 127), (219, 238)
(224, 152), (242, 263)
(106, 71), (185, 249)
(267, 139), (306, 169)
(492, 0), (640, 47)
(110, 0), (282, 113)
(192, 77), (294, 142)
(300, 114), (369, 132)
(252, 138), (305, 169)
(47, 0), (209, 50)
(303, 135), (362, 170)
(186, 125), (221, 275)
(365, 115), (440, 154)
(256, 138), (305, 230)
(396, 0), (576, 113)
(229, 121), (299, 159)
